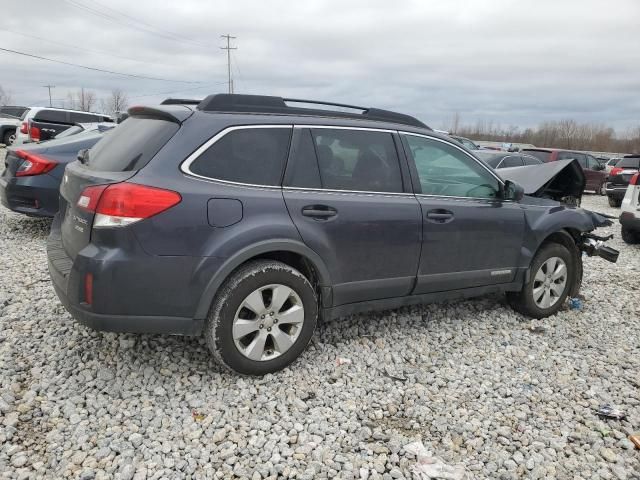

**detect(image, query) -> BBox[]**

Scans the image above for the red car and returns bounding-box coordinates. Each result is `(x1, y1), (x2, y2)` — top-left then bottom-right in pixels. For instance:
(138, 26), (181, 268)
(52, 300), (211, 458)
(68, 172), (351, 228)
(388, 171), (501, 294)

(522, 148), (607, 194)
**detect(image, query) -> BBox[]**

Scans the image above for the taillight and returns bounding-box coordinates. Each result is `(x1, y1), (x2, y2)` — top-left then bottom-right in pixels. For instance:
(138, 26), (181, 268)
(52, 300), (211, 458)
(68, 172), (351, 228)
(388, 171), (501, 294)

(20, 122), (28, 134)
(15, 150), (58, 177)
(610, 167), (623, 176)
(631, 173), (640, 186)
(30, 125), (40, 142)
(77, 182), (181, 228)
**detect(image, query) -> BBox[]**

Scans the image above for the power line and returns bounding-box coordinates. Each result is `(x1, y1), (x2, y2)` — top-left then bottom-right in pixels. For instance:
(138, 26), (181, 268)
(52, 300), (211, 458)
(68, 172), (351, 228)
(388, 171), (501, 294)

(63, 0), (207, 49)
(0, 27), (174, 67)
(220, 34), (237, 94)
(0, 46), (201, 83)
(82, 0), (207, 48)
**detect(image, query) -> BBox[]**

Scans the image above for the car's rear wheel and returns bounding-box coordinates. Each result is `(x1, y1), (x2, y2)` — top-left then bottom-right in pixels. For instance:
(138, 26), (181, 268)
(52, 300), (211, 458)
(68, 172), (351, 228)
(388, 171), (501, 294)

(507, 243), (575, 319)
(3, 130), (15, 146)
(608, 196), (622, 208)
(621, 227), (640, 244)
(205, 260), (318, 375)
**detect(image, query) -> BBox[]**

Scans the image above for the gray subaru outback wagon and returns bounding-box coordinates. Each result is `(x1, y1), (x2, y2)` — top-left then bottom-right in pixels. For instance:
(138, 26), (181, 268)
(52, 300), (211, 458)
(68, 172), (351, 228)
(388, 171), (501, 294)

(47, 94), (617, 375)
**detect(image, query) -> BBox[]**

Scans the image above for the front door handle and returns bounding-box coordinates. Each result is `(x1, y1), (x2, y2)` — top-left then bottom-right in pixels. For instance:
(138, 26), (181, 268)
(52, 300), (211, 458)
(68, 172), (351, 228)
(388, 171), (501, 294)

(301, 205), (337, 219)
(426, 209), (454, 223)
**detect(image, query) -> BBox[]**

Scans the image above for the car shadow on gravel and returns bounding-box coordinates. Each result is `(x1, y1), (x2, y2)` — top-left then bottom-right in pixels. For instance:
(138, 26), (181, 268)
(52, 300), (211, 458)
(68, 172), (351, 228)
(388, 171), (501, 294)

(4, 213), (52, 239)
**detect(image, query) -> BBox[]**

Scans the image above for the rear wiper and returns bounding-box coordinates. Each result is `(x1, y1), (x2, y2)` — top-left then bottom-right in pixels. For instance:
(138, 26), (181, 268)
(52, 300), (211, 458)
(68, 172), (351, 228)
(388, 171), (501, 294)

(77, 148), (89, 164)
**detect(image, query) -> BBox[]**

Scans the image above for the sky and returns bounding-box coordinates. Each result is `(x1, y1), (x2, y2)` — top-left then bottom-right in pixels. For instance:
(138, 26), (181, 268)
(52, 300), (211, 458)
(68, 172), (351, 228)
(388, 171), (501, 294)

(1, 0), (639, 131)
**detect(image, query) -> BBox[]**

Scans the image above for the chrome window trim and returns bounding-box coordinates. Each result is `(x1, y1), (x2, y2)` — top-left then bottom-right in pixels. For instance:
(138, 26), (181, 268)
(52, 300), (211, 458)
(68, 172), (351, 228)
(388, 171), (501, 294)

(180, 123), (507, 200)
(180, 124), (294, 184)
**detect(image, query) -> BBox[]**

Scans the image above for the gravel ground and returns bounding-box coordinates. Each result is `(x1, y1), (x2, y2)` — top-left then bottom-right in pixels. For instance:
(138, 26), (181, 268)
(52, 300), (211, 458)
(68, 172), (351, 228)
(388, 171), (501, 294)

(0, 154), (639, 479)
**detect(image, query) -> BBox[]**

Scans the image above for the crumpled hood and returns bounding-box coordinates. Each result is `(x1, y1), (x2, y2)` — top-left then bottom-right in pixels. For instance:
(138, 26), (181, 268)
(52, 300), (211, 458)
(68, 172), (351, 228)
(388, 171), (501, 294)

(498, 159), (585, 202)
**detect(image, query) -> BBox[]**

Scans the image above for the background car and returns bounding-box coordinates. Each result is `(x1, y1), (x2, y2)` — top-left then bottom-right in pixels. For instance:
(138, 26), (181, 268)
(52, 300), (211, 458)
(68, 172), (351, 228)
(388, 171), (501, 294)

(619, 172), (640, 243)
(605, 157), (622, 174)
(606, 155), (640, 207)
(53, 122), (115, 140)
(0, 105), (28, 118)
(521, 148), (607, 194)
(450, 135), (480, 150)
(0, 113), (22, 146)
(14, 107), (113, 145)
(476, 151), (543, 169)
(0, 128), (111, 217)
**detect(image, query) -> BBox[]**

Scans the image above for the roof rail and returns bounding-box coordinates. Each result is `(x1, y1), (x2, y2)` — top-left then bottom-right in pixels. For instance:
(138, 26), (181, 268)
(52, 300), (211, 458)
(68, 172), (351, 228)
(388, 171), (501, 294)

(161, 98), (202, 105)
(197, 94), (429, 129)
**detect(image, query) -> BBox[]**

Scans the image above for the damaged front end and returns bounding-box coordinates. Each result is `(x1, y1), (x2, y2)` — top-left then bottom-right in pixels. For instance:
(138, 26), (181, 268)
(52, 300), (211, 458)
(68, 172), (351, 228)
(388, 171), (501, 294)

(499, 159), (585, 206)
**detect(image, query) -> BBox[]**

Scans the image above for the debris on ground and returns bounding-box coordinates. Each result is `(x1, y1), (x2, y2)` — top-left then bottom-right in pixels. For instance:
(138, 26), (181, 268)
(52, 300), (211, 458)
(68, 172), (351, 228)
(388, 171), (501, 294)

(596, 404), (626, 420)
(192, 411), (205, 421)
(529, 325), (546, 334)
(404, 441), (468, 480)
(336, 357), (352, 366)
(568, 297), (583, 310)
(629, 435), (640, 450)
(384, 365), (408, 382)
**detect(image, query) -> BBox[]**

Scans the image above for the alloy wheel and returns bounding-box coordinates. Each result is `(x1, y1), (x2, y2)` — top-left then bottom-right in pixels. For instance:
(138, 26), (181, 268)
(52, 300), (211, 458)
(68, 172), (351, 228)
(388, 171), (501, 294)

(232, 284), (305, 361)
(532, 256), (568, 308)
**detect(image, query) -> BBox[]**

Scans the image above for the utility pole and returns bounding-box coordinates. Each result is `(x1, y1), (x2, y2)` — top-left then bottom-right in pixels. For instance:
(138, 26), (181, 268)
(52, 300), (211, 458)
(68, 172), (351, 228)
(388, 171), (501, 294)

(220, 34), (237, 94)
(43, 85), (55, 107)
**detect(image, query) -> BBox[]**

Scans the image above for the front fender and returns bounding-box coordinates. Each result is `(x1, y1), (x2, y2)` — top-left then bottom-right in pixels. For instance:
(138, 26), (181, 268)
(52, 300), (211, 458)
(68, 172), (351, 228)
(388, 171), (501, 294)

(193, 239), (332, 319)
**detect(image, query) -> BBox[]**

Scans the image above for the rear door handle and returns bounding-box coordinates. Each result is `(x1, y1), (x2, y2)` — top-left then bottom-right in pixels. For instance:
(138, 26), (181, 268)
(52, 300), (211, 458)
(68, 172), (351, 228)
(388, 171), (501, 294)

(426, 209), (454, 223)
(301, 205), (337, 219)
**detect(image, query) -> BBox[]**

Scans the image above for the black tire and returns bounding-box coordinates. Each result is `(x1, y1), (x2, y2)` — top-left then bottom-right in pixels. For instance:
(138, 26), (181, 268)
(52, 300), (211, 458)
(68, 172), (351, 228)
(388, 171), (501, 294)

(621, 227), (640, 244)
(507, 243), (575, 319)
(3, 129), (15, 146)
(205, 260), (318, 375)
(608, 196), (622, 208)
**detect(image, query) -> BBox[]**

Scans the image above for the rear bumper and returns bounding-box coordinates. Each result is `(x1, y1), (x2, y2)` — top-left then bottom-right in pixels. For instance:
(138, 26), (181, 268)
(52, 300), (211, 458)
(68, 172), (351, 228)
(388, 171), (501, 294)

(46, 217), (210, 336)
(620, 211), (640, 231)
(0, 173), (60, 217)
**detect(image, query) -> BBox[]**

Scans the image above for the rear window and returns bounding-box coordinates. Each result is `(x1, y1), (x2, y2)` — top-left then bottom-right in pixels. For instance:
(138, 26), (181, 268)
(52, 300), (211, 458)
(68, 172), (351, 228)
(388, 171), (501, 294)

(34, 109), (68, 123)
(617, 157), (640, 169)
(86, 117), (178, 172)
(523, 150), (551, 162)
(188, 127), (292, 186)
(501, 156), (523, 168)
(523, 155), (542, 166)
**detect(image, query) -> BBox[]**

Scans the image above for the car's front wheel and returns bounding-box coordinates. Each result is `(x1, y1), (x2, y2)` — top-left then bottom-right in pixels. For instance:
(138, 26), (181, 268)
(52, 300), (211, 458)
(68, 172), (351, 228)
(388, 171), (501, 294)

(205, 260), (318, 375)
(508, 243), (575, 319)
(3, 130), (15, 146)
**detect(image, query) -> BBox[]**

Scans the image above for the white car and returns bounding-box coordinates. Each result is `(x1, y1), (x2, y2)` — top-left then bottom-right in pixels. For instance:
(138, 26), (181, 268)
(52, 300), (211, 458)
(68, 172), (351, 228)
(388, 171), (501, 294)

(620, 170), (640, 244)
(0, 115), (21, 146)
(14, 107), (113, 145)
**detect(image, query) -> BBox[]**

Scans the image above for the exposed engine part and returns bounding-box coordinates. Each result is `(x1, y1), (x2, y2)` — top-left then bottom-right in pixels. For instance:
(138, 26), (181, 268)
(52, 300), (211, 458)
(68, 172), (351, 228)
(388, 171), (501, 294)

(579, 233), (619, 263)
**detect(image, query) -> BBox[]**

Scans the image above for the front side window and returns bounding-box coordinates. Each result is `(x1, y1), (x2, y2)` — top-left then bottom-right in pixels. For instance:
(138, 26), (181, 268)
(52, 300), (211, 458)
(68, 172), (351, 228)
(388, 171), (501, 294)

(403, 135), (501, 199)
(189, 127), (292, 186)
(34, 109), (68, 123)
(310, 129), (403, 193)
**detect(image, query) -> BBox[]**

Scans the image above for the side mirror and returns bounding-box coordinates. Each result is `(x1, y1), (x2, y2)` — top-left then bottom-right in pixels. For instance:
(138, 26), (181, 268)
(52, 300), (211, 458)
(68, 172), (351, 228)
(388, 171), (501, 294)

(503, 180), (524, 202)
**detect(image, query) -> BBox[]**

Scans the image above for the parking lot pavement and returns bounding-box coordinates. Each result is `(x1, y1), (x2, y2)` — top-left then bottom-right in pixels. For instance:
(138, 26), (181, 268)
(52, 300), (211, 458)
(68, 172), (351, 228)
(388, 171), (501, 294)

(0, 161), (638, 477)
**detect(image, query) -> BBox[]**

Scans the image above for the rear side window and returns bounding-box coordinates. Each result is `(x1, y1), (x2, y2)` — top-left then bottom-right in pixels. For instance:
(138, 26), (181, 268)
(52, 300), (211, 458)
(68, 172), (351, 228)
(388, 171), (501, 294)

(617, 157), (640, 169)
(310, 129), (403, 193)
(285, 129), (321, 189)
(523, 150), (551, 162)
(523, 155), (542, 166)
(70, 112), (99, 123)
(501, 156), (522, 168)
(86, 117), (179, 172)
(34, 109), (68, 123)
(189, 127), (292, 186)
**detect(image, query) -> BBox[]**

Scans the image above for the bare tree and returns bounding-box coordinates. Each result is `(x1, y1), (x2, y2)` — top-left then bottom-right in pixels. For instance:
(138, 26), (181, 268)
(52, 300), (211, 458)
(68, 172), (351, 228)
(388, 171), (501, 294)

(100, 89), (129, 117)
(0, 85), (13, 106)
(66, 88), (97, 111)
